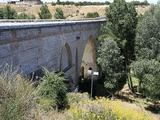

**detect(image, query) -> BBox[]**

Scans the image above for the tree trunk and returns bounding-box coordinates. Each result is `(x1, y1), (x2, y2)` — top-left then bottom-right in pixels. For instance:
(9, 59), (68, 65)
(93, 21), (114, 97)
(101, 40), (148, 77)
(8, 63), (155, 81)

(128, 73), (134, 93)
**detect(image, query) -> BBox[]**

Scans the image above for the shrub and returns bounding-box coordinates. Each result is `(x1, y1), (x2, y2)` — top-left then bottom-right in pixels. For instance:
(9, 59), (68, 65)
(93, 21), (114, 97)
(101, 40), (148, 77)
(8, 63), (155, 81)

(17, 13), (35, 19)
(39, 4), (52, 19)
(37, 69), (68, 109)
(86, 12), (99, 18)
(0, 74), (36, 120)
(54, 8), (65, 19)
(0, 5), (17, 19)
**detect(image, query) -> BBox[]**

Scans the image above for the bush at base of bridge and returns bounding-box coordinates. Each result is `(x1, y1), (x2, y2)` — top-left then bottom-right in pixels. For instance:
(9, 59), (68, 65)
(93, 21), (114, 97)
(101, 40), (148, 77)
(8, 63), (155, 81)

(37, 69), (68, 110)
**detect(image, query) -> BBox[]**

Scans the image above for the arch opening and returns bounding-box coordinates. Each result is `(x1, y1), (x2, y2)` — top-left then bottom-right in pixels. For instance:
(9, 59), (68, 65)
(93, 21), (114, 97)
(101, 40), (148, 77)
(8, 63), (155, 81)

(60, 43), (72, 72)
(80, 36), (97, 78)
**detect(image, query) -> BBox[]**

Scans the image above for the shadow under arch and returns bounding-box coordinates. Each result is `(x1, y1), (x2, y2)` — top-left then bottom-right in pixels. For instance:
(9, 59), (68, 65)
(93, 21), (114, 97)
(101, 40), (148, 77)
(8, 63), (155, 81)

(80, 35), (97, 78)
(60, 43), (72, 72)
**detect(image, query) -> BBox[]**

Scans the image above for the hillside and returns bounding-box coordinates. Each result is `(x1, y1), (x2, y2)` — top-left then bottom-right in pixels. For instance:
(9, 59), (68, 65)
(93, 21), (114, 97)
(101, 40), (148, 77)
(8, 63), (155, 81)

(0, 4), (151, 19)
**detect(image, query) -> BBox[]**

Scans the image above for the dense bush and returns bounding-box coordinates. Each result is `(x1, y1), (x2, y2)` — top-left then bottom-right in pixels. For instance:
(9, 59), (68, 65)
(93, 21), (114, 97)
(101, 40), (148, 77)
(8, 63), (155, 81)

(0, 74), (36, 120)
(86, 12), (99, 18)
(0, 5), (17, 19)
(39, 4), (52, 19)
(54, 8), (65, 19)
(37, 69), (68, 109)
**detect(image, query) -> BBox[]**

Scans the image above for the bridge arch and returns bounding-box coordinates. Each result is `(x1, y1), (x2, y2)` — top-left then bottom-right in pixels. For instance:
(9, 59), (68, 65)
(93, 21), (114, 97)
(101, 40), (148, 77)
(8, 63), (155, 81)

(80, 36), (97, 78)
(60, 43), (72, 72)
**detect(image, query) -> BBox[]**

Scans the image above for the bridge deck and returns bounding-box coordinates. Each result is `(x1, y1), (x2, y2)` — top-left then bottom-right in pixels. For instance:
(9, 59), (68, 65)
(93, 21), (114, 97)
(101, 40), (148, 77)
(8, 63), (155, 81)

(0, 18), (106, 30)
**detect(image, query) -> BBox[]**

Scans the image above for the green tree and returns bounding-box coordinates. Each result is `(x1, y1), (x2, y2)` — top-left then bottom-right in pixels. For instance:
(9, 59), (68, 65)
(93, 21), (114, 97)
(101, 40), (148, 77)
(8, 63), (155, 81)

(37, 69), (68, 109)
(132, 60), (160, 100)
(98, 0), (138, 92)
(54, 8), (65, 19)
(2, 5), (17, 19)
(97, 39), (125, 95)
(133, 5), (160, 100)
(135, 6), (160, 61)
(39, 4), (52, 19)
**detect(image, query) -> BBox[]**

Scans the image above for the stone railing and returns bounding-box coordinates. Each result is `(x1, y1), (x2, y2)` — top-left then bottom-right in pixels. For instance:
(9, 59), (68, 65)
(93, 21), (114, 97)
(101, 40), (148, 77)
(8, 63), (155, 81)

(0, 17), (106, 30)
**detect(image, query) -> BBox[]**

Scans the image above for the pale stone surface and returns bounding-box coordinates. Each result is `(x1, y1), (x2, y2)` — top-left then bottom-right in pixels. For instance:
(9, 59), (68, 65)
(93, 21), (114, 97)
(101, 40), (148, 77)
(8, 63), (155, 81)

(0, 19), (105, 85)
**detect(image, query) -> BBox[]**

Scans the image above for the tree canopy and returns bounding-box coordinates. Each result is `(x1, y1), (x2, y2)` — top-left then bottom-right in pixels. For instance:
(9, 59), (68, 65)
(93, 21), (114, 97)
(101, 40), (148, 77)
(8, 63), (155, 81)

(97, 39), (125, 93)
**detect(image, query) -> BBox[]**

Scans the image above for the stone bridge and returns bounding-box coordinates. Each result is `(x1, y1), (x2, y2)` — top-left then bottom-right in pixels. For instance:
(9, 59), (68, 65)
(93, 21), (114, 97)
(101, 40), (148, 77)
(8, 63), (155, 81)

(0, 19), (105, 85)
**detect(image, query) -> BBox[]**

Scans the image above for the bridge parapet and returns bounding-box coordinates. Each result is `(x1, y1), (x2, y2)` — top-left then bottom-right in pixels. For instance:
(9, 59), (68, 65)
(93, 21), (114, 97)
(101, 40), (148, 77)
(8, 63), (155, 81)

(0, 18), (106, 30)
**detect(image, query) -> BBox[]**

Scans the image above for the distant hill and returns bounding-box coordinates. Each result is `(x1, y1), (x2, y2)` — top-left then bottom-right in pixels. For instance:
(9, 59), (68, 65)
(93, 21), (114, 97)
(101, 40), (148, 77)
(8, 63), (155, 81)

(0, 4), (151, 19)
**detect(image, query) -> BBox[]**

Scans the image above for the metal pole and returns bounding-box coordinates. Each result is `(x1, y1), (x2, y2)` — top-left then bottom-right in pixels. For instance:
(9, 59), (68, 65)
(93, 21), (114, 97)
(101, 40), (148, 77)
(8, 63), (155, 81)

(91, 74), (93, 98)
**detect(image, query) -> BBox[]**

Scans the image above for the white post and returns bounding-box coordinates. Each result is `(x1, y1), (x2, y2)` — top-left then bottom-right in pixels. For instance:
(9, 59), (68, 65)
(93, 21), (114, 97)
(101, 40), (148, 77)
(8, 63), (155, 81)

(91, 73), (93, 98)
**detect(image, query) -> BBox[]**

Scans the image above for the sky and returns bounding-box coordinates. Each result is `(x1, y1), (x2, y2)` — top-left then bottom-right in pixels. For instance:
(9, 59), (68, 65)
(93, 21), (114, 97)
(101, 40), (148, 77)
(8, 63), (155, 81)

(0, 0), (158, 4)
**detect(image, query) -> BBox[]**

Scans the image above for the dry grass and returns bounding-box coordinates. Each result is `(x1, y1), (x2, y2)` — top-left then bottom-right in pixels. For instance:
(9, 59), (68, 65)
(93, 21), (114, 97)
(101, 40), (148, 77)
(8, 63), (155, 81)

(0, 4), (151, 19)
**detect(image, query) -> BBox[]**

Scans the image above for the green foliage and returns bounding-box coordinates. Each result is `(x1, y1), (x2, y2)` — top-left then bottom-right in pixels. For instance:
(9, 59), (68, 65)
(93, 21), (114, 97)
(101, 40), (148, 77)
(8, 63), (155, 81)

(135, 5), (160, 61)
(37, 69), (68, 109)
(97, 39), (125, 93)
(86, 12), (99, 18)
(39, 4), (52, 19)
(132, 59), (160, 100)
(54, 8), (65, 19)
(133, 5), (160, 100)
(0, 5), (17, 19)
(17, 13), (35, 19)
(0, 74), (36, 120)
(98, 0), (138, 93)
(107, 0), (138, 64)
